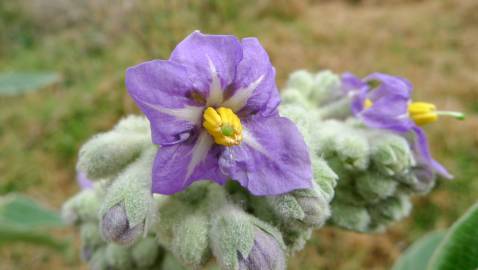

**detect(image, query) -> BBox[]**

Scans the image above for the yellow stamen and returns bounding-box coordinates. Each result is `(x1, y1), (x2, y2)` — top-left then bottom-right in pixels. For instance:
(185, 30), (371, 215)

(408, 102), (438, 126)
(364, 99), (373, 109)
(408, 101), (465, 126)
(203, 107), (242, 146)
(363, 99), (464, 126)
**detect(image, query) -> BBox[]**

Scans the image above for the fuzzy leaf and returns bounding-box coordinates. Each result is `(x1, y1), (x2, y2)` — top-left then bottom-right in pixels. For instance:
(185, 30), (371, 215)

(0, 194), (67, 251)
(428, 202), (478, 270)
(0, 72), (60, 96)
(0, 194), (63, 229)
(392, 231), (446, 270)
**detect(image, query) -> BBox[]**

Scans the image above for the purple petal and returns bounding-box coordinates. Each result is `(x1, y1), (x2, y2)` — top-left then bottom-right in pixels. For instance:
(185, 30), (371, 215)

(411, 126), (453, 179)
(151, 132), (227, 194)
(126, 60), (204, 145)
(219, 116), (313, 196)
(364, 73), (412, 99)
(76, 171), (94, 190)
(341, 72), (367, 93)
(223, 38), (280, 117)
(341, 72), (368, 114)
(170, 31), (243, 104)
(360, 94), (414, 132)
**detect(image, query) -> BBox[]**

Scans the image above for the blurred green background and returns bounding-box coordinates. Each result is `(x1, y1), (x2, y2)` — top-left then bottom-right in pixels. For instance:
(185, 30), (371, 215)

(0, 0), (477, 269)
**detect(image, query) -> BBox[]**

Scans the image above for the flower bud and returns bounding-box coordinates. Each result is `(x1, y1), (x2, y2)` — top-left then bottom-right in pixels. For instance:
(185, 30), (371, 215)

(356, 172), (398, 203)
(286, 70), (315, 97)
(101, 203), (144, 245)
(315, 121), (370, 170)
(81, 246), (94, 262)
(210, 206), (286, 270)
(369, 132), (415, 176)
(76, 171), (94, 190)
(62, 189), (101, 225)
(294, 191), (330, 227)
(368, 195), (412, 227)
(89, 247), (108, 270)
(171, 213), (209, 268)
(265, 182), (330, 229)
(131, 237), (160, 268)
(113, 115), (150, 134)
(161, 253), (189, 270)
(311, 158), (338, 203)
(77, 130), (150, 180)
(398, 166), (436, 194)
(310, 70), (341, 105)
(99, 147), (156, 245)
(105, 243), (134, 270)
(79, 223), (104, 262)
(330, 202), (371, 232)
(238, 229), (286, 270)
(281, 88), (310, 107)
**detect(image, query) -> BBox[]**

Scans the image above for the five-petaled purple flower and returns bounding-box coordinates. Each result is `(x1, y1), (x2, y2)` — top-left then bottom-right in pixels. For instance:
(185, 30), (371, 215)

(341, 72), (453, 179)
(126, 31), (312, 196)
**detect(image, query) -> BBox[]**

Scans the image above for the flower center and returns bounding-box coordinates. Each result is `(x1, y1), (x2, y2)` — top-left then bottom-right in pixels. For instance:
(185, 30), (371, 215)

(364, 99), (465, 126)
(203, 107), (242, 146)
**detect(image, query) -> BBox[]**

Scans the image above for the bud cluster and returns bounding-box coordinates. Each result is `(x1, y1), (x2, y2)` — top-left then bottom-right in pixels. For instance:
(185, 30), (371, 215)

(282, 70), (439, 232)
(62, 70), (443, 269)
(64, 113), (335, 270)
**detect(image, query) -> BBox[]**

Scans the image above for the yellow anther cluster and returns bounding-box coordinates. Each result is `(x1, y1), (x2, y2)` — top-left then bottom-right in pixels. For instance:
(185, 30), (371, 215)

(203, 107), (243, 146)
(363, 98), (463, 126)
(408, 102), (438, 126)
(364, 99), (373, 109)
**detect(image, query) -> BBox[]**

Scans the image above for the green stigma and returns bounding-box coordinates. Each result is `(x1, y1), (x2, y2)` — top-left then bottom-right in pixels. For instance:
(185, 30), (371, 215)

(221, 126), (234, 137)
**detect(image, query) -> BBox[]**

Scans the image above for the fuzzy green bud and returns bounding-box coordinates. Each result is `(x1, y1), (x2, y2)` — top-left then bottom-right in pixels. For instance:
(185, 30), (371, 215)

(356, 172), (398, 203)
(286, 70), (315, 97)
(369, 132), (415, 176)
(171, 212), (210, 268)
(209, 205), (256, 270)
(80, 223), (104, 251)
(99, 147), (156, 245)
(131, 237), (160, 268)
(309, 70), (341, 105)
(105, 243), (134, 270)
(330, 202), (371, 232)
(61, 189), (101, 224)
(77, 116), (152, 180)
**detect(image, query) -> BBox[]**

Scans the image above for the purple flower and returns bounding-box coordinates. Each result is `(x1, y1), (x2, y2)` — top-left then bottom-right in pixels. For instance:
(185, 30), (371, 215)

(342, 72), (457, 179)
(77, 171), (94, 190)
(126, 31), (312, 195)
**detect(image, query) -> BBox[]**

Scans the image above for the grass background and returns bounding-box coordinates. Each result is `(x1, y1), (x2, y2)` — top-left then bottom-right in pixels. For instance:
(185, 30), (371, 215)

(0, 0), (477, 269)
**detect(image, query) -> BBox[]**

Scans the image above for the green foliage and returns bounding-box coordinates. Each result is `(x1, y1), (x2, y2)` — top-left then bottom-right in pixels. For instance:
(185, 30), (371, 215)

(0, 194), (66, 251)
(0, 72), (60, 96)
(392, 231), (446, 270)
(0, 194), (63, 228)
(393, 202), (478, 270)
(428, 202), (478, 270)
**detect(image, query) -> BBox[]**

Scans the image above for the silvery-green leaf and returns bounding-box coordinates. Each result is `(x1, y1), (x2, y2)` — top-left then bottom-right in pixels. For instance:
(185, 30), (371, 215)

(0, 72), (60, 96)
(0, 194), (67, 250)
(392, 230), (446, 270)
(0, 194), (63, 229)
(428, 202), (478, 270)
